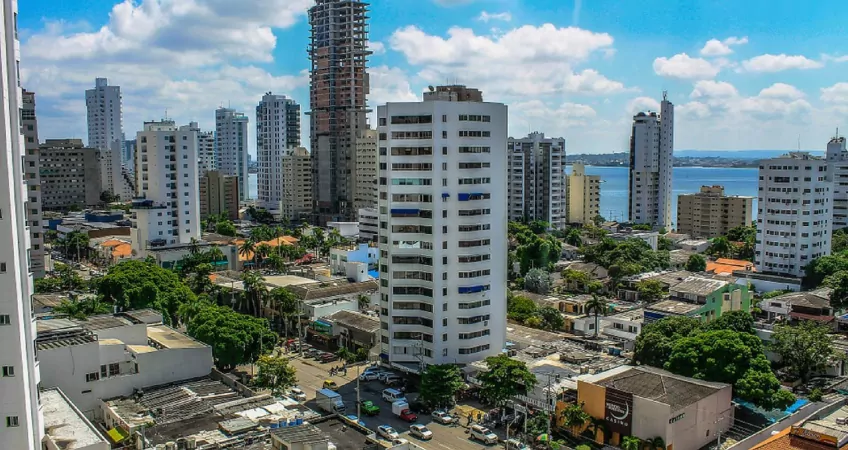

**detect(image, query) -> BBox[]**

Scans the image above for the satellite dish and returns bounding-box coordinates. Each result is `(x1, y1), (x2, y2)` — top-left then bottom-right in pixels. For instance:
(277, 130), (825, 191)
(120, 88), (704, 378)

(428, 86), (435, 92)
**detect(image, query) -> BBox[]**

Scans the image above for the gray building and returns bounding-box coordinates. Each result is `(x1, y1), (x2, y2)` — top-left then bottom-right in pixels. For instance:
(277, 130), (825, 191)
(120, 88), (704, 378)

(507, 132), (567, 229)
(22, 89), (45, 277)
(39, 139), (103, 210)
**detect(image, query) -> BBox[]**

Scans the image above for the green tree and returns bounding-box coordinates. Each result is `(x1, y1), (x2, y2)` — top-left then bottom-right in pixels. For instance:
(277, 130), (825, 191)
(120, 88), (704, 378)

(507, 292), (538, 323)
(216, 220), (237, 237)
(54, 296), (112, 319)
(242, 270), (267, 316)
(558, 402), (589, 435)
(805, 254), (848, 288)
(809, 388), (824, 402)
(357, 293), (370, 311)
(644, 437), (666, 450)
(524, 268), (552, 294)
(707, 236), (732, 258)
(585, 295), (607, 337)
(825, 270), (848, 310)
(685, 254), (707, 272)
(565, 229), (583, 247)
(187, 304), (277, 370)
(770, 321), (839, 383)
(477, 354), (537, 407)
(420, 364), (464, 408)
(622, 436), (641, 450)
(97, 260), (196, 324)
(704, 310), (754, 334)
(252, 355), (297, 395)
(536, 307), (565, 331)
(269, 287), (299, 339)
(634, 316), (703, 368)
(833, 229), (848, 253)
(636, 279), (665, 303)
(657, 236), (674, 251)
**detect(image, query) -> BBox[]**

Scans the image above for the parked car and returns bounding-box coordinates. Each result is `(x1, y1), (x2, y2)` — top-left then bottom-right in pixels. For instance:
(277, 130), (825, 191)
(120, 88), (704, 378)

(359, 372), (379, 381)
(377, 425), (399, 440)
(431, 411), (457, 425)
(377, 371), (396, 381)
(322, 380), (338, 391)
(382, 388), (406, 403)
(504, 438), (529, 450)
(288, 387), (307, 402)
(344, 415), (366, 427)
(320, 354), (339, 363)
(360, 400), (380, 416)
(409, 424), (433, 440)
(384, 375), (404, 386)
(469, 425), (499, 445)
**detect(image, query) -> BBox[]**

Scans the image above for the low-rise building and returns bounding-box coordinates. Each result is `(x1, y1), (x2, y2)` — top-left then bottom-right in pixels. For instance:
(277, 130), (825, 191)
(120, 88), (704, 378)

(357, 207), (378, 242)
(676, 239), (709, 253)
(752, 402), (848, 450)
(643, 275), (750, 323)
(566, 163), (601, 226)
(677, 185), (753, 238)
(610, 231), (660, 251)
(600, 308), (644, 351)
(326, 222), (360, 239)
(706, 258), (755, 276)
(329, 243), (378, 278)
(42, 388), (110, 450)
(323, 310), (380, 353)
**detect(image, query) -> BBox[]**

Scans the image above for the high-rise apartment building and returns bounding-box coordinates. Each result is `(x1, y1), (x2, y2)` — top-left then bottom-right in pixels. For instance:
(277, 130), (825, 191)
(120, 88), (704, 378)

(123, 139), (136, 173)
(826, 134), (848, 230)
(199, 171), (240, 221)
(377, 86), (508, 367)
(677, 185), (753, 238)
(86, 77), (128, 200)
(193, 122), (215, 176)
(354, 129), (378, 209)
(215, 108), (249, 202)
(629, 93), (674, 228)
(0, 1), (44, 446)
(507, 132), (567, 229)
(131, 121), (201, 256)
(309, 0), (371, 224)
(256, 93), (301, 217)
(566, 163), (601, 226)
(281, 147), (313, 222)
(756, 152), (832, 278)
(39, 139), (103, 210)
(21, 89), (44, 278)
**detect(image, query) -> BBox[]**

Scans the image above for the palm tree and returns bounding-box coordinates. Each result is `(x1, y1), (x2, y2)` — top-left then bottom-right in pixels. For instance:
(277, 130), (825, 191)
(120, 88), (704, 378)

(188, 237), (201, 255)
(585, 295), (608, 338)
(622, 436), (641, 450)
(558, 402), (589, 435)
(205, 247), (225, 266)
(270, 287), (299, 339)
(583, 416), (607, 443)
(357, 293), (370, 311)
(644, 437), (666, 450)
(239, 239), (256, 269)
(255, 243), (272, 267)
(565, 229), (583, 247)
(241, 270), (267, 317)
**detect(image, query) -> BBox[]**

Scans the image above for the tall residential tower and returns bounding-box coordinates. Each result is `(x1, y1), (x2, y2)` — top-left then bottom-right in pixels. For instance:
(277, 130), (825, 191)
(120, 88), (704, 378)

(566, 163), (601, 226)
(86, 77), (127, 200)
(629, 93), (674, 228)
(256, 93), (300, 217)
(377, 85), (508, 368)
(21, 89), (44, 277)
(0, 1), (44, 447)
(826, 133), (848, 230)
(215, 107), (249, 202)
(507, 132), (567, 229)
(308, 0), (371, 224)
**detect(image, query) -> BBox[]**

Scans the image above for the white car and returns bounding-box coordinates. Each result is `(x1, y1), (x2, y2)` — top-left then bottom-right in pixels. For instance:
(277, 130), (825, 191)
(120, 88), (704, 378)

(469, 425), (498, 445)
(378, 425), (399, 440)
(288, 387), (307, 402)
(377, 371), (396, 381)
(431, 411), (457, 425)
(359, 372), (378, 381)
(392, 439), (410, 446)
(409, 424), (433, 440)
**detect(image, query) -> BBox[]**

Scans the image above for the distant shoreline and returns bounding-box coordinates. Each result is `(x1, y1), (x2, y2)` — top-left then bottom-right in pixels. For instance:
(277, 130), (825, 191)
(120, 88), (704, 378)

(565, 164), (759, 169)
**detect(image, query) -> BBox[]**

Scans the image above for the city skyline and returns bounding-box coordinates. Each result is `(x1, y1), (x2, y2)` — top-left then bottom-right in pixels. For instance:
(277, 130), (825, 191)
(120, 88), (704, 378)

(18, 0), (848, 155)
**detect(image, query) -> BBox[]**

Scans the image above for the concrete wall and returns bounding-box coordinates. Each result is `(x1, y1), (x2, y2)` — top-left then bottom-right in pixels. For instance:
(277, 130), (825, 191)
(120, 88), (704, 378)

(667, 386), (733, 450)
(135, 347), (213, 388)
(632, 396), (671, 444)
(38, 340), (103, 417)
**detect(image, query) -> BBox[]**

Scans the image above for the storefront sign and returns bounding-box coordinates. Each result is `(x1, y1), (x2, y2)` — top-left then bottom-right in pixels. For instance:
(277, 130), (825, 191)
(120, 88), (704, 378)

(790, 426), (838, 446)
(604, 387), (633, 436)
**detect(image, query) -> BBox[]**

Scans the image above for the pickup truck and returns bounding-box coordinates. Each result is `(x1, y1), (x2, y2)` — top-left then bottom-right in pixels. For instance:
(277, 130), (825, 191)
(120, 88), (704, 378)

(315, 388), (346, 414)
(391, 400), (418, 422)
(360, 400), (380, 416)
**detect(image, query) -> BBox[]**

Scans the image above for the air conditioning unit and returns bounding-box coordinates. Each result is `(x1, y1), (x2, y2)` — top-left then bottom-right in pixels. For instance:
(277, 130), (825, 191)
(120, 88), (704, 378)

(484, 321), (488, 326)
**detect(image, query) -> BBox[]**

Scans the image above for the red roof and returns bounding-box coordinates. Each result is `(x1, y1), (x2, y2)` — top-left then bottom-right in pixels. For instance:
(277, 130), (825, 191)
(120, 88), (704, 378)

(789, 311), (834, 323)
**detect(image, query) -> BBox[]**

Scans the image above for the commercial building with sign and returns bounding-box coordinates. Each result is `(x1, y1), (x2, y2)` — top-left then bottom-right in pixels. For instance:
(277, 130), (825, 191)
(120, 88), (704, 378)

(565, 365), (733, 450)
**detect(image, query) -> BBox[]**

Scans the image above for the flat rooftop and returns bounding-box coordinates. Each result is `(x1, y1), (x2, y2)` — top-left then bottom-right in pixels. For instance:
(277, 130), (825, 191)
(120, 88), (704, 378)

(647, 300), (701, 315)
(595, 366), (728, 411)
(147, 324), (207, 349)
(507, 323), (567, 347)
(607, 308), (645, 323)
(42, 388), (108, 449)
(314, 418), (373, 450)
(799, 403), (848, 445)
(77, 314), (135, 331)
(263, 275), (318, 289)
(670, 276), (728, 297)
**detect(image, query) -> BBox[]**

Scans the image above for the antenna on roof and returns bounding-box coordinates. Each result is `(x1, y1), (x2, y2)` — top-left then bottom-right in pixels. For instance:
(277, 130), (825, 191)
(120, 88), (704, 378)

(662, 90), (668, 101)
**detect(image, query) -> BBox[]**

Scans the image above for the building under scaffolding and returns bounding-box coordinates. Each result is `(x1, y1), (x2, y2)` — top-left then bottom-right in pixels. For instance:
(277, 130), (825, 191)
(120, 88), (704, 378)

(308, 0), (372, 224)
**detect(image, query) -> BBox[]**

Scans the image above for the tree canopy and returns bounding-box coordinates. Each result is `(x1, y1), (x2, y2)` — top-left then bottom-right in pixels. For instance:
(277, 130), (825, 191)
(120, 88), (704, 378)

(97, 260), (197, 324)
(636, 279), (665, 303)
(252, 355), (297, 395)
(477, 354), (537, 407)
(509, 221), (562, 275)
(420, 364), (465, 408)
(187, 304), (277, 370)
(582, 238), (669, 279)
(524, 268), (552, 294)
(685, 254), (707, 272)
(770, 321), (840, 383)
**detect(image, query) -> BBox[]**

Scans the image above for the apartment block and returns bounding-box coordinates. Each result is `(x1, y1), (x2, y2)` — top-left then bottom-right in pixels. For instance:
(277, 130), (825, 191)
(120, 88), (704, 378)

(629, 93), (674, 228)
(86, 78), (128, 200)
(39, 139), (103, 210)
(826, 134), (848, 230)
(377, 85), (508, 367)
(358, 207), (378, 242)
(194, 122), (215, 176)
(506, 132), (567, 228)
(131, 121), (201, 256)
(199, 170), (240, 221)
(677, 185), (753, 238)
(281, 147), (313, 222)
(566, 162), (601, 226)
(215, 108), (249, 202)
(0, 1), (43, 446)
(756, 152), (832, 278)
(256, 93), (300, 217)
(354, 129), (379, 209)
(21, 89), (45, 278)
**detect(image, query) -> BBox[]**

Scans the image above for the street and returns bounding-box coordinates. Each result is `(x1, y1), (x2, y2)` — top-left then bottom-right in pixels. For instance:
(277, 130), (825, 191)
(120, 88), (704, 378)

(288, 354), (499, 450)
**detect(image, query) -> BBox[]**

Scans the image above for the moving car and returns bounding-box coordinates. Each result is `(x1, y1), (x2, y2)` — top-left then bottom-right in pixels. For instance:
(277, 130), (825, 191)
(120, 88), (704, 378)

(288, 387), (307, 402)
(377, 425), (399, 440)
(322, 380), (338, 390)
(431, 410), (457, 425)
(359, 372), (379, 381)
(382, 388), (406, 403)
(470, 425), (499, 445)
(409, 424), (433, 440)
(360, 400), (380, 416)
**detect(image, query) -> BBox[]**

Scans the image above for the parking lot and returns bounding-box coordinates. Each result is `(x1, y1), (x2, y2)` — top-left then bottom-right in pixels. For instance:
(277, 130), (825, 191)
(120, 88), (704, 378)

(287, 352), (501, 450)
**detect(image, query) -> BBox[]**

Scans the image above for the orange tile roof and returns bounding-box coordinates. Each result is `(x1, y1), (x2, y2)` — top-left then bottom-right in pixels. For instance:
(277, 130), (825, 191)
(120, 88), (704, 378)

(100, 239), (125, 248)
(706, 258), (756, 276)
(751, 429), (793, 450)
(237, 236), (299, 261)
(111, 243), (132, 258)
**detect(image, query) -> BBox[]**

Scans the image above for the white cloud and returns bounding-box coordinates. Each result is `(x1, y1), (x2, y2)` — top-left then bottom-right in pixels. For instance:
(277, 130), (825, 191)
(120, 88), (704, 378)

(821, 83), (848, 104)
(369, 41), (386, 55)
(653, 53), (720, 80)
(739, 54), (823, 73)
(626, 96), (660, 114)
(677, 101), (711, 120)
(690, 80), (739, 99)
(822, 54), (848, 63)
(759, 83), (805, 100)
(700, 36), (748, 57)
(367, 66), (419, 106)
(477, 11), (512, 22)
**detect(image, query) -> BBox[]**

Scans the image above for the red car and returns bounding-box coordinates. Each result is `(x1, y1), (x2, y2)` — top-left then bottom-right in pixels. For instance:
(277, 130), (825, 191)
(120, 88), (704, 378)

(399, 409), (418, 423)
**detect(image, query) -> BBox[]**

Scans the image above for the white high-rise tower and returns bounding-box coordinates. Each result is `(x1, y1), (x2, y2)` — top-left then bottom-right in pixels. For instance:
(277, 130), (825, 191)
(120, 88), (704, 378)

(215, 108), (249, 202)
(0, 1), (44, 447)
(86, 77), (127, 200)
(629, 92), (674, 228)
(377, 85), (507, 368)
(826, 133), (848, 231)
(256, 93), (300, 217)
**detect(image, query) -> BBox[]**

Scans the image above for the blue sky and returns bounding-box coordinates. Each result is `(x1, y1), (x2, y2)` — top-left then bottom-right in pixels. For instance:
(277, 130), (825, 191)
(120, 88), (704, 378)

(18, 0), (848, 154)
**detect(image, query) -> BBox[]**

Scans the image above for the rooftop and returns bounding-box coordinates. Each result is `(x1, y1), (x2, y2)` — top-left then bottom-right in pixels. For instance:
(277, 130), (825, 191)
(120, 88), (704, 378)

(123, 309), (163, 324)
(291, 279), (379, 301)
(312, 417), (374, 450)
(707, 258), (755, 276)
(147, 324), (207, 349)
(42, 388), (108, 450)
(595, 366), (729, 410)
(669, 276), (728, 297)
(776, 288), (832, 309)
(646, 299), (701, 315)
(507, 323), (567, 348)
(797, 402), (848, 446)
(324, 310), (380, 333)
(263, 274), (319, 289)
(270, 424), (327, 446)
(606, 308), (645, 323)
(77, 314), (135, 331)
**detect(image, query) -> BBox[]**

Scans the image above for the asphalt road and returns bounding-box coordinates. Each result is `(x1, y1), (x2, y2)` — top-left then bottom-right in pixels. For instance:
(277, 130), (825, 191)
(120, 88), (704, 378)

(288, 354), (496, 450)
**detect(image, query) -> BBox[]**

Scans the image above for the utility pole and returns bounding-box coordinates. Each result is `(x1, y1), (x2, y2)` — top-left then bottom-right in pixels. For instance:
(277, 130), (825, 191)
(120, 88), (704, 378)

(356, 362), (362, 420)
(714, 408), (730, 450)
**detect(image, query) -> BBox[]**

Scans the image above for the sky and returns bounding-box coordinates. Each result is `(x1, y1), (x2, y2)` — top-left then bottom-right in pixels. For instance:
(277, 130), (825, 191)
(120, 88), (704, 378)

(17, 0), (848, 155)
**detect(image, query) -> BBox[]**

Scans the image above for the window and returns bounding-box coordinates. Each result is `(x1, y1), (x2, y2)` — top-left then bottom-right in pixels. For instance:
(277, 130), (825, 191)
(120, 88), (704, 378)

(2, 366), (13, 377)
(0, 315), (10, 325)
(109, 363), (120, 376)
(6, 416), (19, 427)
(0, 262), (5, 272)
(85, 372), (100, 382)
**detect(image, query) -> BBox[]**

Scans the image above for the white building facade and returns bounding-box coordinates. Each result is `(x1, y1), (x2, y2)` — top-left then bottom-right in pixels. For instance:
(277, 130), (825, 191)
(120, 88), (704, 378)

(507, 132), (567, 229)
(354, 129), (379, 210)
(358, 207), (378, 242)
(215, 107), (249, 202)
(86, 78), (128, 200)
(193, 122), (215, 176)
(756, 152), (833, 278)
(256, 93), (300, 216)
(377, 87), (508, 368)
(131, 121), (201, 256)
(0, 1), (44, 447)
(629, 93), (674, 228)
(826, 135), (848, 231)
